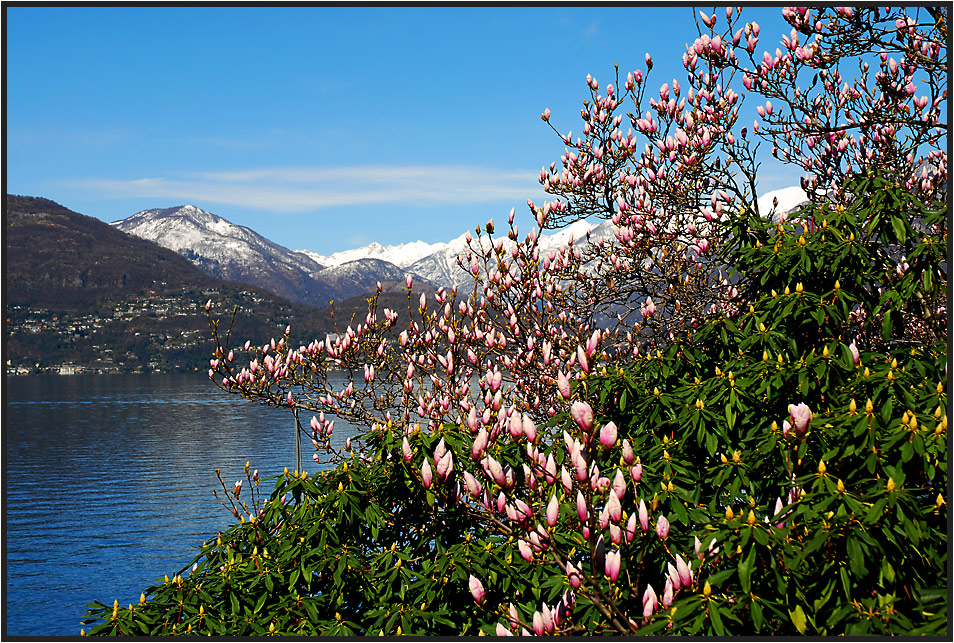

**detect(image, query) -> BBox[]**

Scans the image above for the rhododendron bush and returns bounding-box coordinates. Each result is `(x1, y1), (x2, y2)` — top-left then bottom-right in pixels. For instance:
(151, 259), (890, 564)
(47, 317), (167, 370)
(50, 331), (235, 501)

(84, 5), (947, 636)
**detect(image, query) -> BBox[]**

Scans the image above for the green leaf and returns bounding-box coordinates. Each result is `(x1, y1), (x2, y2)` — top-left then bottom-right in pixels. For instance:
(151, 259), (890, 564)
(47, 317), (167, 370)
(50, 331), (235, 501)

(738, 546), (756, 594)
(890, 215), (907, 244)
(847, 536), (866, 577)
(789, 604), (807, 634)
(708, 601), (726, 635)
(750, 598), (764, 630)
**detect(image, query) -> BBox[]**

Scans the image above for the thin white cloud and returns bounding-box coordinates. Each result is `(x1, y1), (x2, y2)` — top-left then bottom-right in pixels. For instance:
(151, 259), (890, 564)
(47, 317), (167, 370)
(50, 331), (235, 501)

(64, 165), (541, 212)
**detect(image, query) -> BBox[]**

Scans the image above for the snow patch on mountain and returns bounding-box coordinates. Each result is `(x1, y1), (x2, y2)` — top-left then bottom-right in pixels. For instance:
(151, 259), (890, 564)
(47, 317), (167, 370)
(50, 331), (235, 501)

(756, 186), (811, 220)
(299, 240), (445, 270)
(114, 205), (324, 275)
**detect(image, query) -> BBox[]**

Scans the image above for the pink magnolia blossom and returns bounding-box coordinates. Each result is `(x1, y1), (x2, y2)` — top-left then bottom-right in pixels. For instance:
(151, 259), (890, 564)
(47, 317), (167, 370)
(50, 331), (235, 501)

(576, 490), (589, 522)
(625, 513), (638, 542)
(621, 439), (634, 464)
(518, 539), (533, 562)
(469, 575), (485, 604)
(599, 421), (618, 448)
(421, 459), (433, 489)
(570, 401), (594, 433)
(638, 498), (649, 531)
(605, 549), (621, 581)
(642, 584), (658, 618)
(675, 554), (693, 587)
(567, 560), (583, 588)
(532, 612), (544, 635)
(849, 340), (860, 365)
(546, 493), (560, 526)
(788, 402), (812, 437)
(557, 371), (572, 399)
(662, 578), (674, 607)
(656, 514), (670, 539)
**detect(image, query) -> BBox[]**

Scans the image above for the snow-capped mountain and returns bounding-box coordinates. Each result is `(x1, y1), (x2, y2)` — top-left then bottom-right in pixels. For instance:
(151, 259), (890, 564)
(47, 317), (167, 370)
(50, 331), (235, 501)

(299, 240), (444, 270)
(113, 186), (809, 310)
(757, 185), (811, 220)
(113, 205), (336, 307)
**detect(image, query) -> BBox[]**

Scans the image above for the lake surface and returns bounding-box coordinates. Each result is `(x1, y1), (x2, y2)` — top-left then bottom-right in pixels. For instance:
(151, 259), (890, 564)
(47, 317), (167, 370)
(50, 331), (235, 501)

(3, 373), (357, 636)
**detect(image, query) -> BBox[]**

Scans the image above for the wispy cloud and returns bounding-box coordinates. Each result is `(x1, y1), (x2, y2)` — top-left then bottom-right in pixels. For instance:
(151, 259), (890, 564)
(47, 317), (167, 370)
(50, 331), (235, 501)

(64, 165), (541, 212)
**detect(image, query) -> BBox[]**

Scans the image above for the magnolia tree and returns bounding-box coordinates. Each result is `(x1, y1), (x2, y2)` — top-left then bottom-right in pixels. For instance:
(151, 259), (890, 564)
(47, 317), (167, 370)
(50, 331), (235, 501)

(85, 5), (947, 636)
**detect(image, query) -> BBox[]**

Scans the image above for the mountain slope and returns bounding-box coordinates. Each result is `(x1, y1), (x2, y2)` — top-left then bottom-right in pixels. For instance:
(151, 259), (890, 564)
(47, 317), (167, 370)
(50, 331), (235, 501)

(4, 195), (332, 372)
(113, 205), (338, 307)
(6, 196), (223, 308)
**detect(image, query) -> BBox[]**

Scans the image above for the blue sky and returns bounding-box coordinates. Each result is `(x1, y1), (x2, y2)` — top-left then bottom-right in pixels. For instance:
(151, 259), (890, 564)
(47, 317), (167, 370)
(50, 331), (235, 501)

(6, 4), (797, 255)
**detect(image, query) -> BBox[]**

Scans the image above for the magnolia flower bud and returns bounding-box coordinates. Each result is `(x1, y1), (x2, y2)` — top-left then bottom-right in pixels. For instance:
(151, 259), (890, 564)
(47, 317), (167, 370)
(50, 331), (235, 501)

(469, 575), (485, 603)
(570, 401), (595, 433)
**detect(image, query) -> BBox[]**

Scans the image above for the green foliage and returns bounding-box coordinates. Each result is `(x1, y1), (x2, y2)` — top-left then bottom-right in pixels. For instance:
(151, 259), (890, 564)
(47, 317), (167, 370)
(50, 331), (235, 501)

(82, 441), (561, 635)
(573, 177), (948, 634)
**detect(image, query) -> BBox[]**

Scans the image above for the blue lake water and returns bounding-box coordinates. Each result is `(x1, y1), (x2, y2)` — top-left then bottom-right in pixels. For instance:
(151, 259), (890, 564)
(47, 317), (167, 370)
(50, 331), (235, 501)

(3, 373), (356, 636)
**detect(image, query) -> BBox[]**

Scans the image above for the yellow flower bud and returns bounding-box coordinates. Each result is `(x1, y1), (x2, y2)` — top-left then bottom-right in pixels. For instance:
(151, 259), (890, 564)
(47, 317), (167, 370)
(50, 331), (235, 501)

(653, 387), (660, 396)
(667, 481), (675, 492)
(703, 581), (712, 597)
(887, 477), (896, 492)
(796, 282), (804, 293)
(771, 289), (778, 297)
(863, 367), (870, 378)
(865, 398), (874, 414)
(910, 415), (918, 431)
(338, 482), (344, 493)
(834, 280), (840, 290)
(140, 593), (146, 605)
(837, 479), (845, 493)
(269, 622), (276, 633)
(849, 399), (857, 413)
(784, 286), (791, 295)
(822, 345), (829, 358)
(747, 510), (757, 526)
(936, 494), (945, 508)
(762, 350), (769, 362)
(934, 406), (943, 419)
(721, 453), (728, 464)
(732, 450), (741, 464)
(937, 382), (944, 395)
(725, 506), (735, 520)
(777, 354), (784, 365)
(818, 460), (827, 474)
(759, 322), (766, 333)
